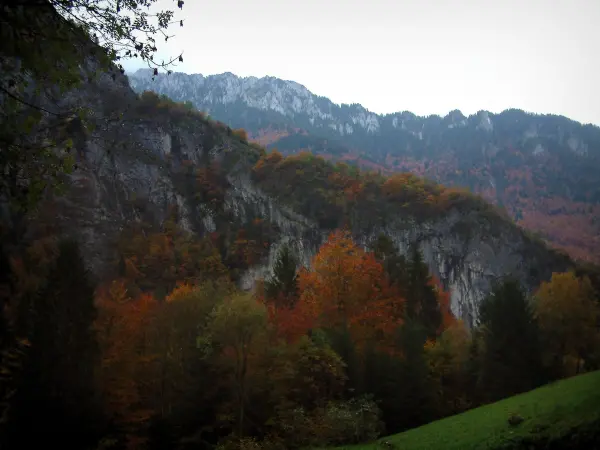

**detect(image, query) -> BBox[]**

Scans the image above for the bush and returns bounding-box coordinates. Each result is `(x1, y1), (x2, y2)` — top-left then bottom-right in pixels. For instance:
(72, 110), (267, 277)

(270, 395), (384, 448)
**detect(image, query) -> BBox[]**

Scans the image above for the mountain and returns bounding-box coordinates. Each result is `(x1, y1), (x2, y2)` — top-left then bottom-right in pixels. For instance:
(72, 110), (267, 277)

(128, 69), (600, 264)
(0, 64), (578, 328)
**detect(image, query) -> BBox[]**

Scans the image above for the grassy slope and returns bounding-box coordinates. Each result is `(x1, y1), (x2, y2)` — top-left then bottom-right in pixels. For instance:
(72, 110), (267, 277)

(332, 370), (600, 450)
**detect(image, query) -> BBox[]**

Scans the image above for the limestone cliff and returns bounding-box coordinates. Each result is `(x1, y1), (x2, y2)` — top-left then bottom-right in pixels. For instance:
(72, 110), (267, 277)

(128, 69), (600, 265)
(24, 70), (572, 327)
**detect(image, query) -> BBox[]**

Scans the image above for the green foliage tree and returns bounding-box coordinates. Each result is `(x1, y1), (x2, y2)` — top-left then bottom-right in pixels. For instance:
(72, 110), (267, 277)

(370, 234), (410, 289)
(264, 243), (299, 307)
(393, 320), (438, 431)
(257, 336), (349, 447)
(147, 281), (235, 447)
(198, 293), (269, 438)
(478, 278), (545, 402)
(406, 246), (442, 340)
(371, 237), (441, 340)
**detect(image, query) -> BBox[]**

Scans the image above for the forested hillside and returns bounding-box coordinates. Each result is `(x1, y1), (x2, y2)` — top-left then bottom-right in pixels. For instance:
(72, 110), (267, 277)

(0, 3), (599, 450)
(1, 88), (599, 449)
(129, 70), (600, 264)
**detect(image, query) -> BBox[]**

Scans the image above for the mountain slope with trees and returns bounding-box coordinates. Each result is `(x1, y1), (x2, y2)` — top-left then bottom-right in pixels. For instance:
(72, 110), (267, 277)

(128, 69), (600, 263)
(0, 3), (599, 450)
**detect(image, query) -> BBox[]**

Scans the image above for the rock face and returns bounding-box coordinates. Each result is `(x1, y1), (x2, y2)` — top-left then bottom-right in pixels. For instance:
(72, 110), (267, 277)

(128, 69), (600, 265)
(24, 67), (572, 328)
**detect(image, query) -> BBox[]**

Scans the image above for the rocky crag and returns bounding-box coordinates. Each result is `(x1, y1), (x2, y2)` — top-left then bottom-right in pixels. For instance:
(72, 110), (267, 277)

(128, 69), (600, 264)
(7, 65), (573, 327)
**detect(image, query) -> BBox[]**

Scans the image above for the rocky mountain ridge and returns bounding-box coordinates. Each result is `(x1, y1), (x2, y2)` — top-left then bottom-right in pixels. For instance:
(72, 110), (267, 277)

(3, 67), (569, 327)
(127, 68), (600, 263)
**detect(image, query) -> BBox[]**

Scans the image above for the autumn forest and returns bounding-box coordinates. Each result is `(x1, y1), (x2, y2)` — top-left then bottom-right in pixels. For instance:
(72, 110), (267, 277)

(1, 2), (600, 449)
(1, 187), (599, 449)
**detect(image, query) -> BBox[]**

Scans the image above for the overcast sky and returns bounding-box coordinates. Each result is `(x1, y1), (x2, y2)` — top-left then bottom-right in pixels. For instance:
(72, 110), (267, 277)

(123, 0), (600, 125)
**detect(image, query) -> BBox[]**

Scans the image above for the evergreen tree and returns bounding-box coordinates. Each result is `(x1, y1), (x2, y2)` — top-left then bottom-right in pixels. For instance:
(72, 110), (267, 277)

(370, 234), (410, 290)
(406, 246), (442, 341)
(478, 278), (545, 402)
(393, 320), (437, 431)
(463, 327), (485, 407)
(371, 237), (442, 340)
(8, 239), (101, 449)
(264, 243), (299, 307)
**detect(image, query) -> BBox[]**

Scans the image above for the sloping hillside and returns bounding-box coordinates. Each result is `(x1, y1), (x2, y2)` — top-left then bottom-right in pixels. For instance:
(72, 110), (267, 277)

(128, 69), (600, 264)
(330, 370), (600, 450)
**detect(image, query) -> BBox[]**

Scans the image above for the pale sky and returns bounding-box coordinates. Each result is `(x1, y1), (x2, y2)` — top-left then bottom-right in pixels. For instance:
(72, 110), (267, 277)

(123, 0), (600, 126)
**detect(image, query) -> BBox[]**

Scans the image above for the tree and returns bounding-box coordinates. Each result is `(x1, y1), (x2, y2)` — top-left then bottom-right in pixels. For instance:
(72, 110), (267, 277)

(198, 293), (269, 438)
(7, 239), (101, 450)
(425, 320), (472, 415)
(478, 278), (544, 402)
(0, 234), (59, 444)
(392, 319), (438, 431)
(264, 243), (299, 307)
(405, 245), (442, 341)
(117, 222), (228, 299)
(94, 280), (160, 449)
(0, 0), (185, 221)
(371, 236), (449, 339)
(150, 281), (232, 414)
(145, 281), (235, 446)
(534, 271), (599, 376)
(4, 1), (185, 79)
(370, 234), (410, 290)
(260, 336), (347, 435)
(297, 230), (404, 350)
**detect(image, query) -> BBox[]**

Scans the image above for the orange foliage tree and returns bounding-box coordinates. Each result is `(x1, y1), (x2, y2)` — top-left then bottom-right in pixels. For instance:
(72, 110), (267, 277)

(295, 230), (404, 350)
(233, 128), (249, 142)
(117, 221), (228, 299)
(94, 279), (160, 449)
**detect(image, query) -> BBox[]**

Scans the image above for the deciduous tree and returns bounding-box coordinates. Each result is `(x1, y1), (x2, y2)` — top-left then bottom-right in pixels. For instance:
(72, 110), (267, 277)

(148, 281), (233, 421)
(298, 230), (404, 349)
(94, 280), (159, 449)
(534, 271), (599, 376)
(198, 293), (269, 437)
(425, 319), (472, 415)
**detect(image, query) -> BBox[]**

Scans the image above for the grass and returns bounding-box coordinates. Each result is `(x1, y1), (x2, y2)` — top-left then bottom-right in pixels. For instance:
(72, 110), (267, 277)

(331, 370), (600, 450)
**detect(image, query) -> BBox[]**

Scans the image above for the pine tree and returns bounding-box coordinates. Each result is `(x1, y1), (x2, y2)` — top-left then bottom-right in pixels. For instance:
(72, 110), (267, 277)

(370, 234), (410, 290)
(478, 278), (545, 402)
(371, 237), (442, 340)
(8, 239), (101, 449)
(406, 246), (442, 341)
(264, 244), (299, 307)
(394, 320), (437, 431)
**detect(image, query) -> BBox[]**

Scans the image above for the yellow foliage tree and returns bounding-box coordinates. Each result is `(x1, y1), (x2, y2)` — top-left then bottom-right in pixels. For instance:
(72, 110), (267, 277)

(198, 293), (269, 437)
(534, 271), (599, 376)
(425, 320), (472, 414)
